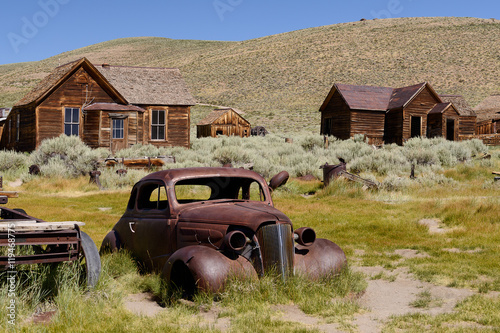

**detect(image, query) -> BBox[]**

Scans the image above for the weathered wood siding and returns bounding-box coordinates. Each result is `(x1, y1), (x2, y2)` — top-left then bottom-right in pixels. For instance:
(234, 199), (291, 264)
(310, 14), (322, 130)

(140, 105), (190, 148)
(320, 90), (351, 140)
(37, 67), (116, 148)
(402, 87), (435, 142)
(442, 107), (460, 141)
(197, 109), (251, 138)
(351, 110), (385, 143)
(384, 108), (403, 145)
(0, 106), (37, 151)
(458, 116), (477, 136)
(476, 120), (498, 135)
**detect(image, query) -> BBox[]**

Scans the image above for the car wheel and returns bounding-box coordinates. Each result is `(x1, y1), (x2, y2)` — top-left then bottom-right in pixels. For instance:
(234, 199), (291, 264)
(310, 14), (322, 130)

(79, 231), (101, 288)
(169, 261), (196, 299)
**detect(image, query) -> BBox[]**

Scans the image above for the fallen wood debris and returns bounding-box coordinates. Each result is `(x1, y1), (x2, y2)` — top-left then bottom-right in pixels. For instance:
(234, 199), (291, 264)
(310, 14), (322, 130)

(339, 171), (379, 189)
(102, 156), (175, 169)
(492, 171), (500, 175)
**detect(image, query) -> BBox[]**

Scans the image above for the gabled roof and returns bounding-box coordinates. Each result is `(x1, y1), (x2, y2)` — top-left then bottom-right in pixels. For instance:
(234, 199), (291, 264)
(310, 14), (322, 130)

(14, 58), (126, 107)
(388, 83), (427, 109)
(473, 95), (500, 121)
(94, 64), (196, 106)
(320, 83), (393, 111)
(428, 102), (452, 114)
(440, 95), (476, 117)
(197, 108), (249, 126)
(13, 58), (196, 108)
(84, 102), (146, 112)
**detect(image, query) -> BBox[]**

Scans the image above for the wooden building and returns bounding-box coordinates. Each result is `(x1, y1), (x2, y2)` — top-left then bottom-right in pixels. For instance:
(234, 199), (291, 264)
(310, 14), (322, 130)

(320, 82), (462, 145)
(319, 84), (391, 145)
(197, 108), (251, 138)
(426, 103), (460, 140)
(440, 95), (477, 137)
(0, 58), (195, 152)
(473, 95), (500, 135)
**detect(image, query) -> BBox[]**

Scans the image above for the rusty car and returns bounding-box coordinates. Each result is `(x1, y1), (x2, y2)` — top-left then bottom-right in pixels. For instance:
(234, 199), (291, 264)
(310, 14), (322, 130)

(100, 167), (346, 294)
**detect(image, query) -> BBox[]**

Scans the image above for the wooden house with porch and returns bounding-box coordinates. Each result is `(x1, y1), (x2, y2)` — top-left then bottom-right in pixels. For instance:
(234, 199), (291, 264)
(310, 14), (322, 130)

(0, 57), (195, 152)
(197, 108), (251, 138)
(473, 95), (500, 135)
(320, 82), (461, 145)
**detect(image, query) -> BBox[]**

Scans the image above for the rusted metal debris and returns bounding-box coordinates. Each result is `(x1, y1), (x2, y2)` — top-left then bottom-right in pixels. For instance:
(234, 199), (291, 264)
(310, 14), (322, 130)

(101, 167), (347, 296)
(320, 162), (347, 186)
(321, 161), (379, 189)
(103, 156), (175, 169)
(29, 164), (41, 175)
(0, 196), (101, 287)
(89, 170), (103, 190)
(116, 169), (128, 177)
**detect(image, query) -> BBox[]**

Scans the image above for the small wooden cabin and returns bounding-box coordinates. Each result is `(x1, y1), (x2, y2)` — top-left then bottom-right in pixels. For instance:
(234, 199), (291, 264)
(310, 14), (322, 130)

(440, 95), (477, 137)
(197, 108), (251, 138)
(426, 103), (460, 141)
(385, 82), (445, 145)
(473, 95), (500, 135)
(0, 58), (195, 152)
(319, 84), (392, 145)
(320, 82), (461, 145)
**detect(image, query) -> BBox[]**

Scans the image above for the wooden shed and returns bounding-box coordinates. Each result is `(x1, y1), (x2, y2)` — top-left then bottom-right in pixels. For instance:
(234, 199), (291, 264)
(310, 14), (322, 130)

(426, 102), (460, 141)
(440, 95), (477, 137)
(0, 58), (195, 152)
(197, 108), (251, 138)
(384, 82), (444, 145)
(473, 95), (500, 135)
(319, 84), (392, 145)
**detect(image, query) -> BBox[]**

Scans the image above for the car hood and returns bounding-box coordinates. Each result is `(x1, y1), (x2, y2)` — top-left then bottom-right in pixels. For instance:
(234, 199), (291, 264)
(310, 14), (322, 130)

(177, 201), (291, 231)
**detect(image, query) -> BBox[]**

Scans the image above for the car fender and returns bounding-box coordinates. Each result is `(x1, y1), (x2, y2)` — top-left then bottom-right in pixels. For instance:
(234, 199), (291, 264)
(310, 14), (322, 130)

(100, 230), (121, 254)
(162, 245), (258, 293)
(294, 238), (347, 279)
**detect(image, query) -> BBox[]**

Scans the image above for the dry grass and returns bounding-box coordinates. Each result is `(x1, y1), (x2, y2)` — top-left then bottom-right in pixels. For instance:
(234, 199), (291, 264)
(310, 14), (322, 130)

(1, 17), (499, 133)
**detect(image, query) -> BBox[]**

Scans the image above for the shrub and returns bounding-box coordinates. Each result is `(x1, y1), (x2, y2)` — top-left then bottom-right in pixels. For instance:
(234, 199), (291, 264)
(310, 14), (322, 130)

(0, 150), (29, 179)
(30, 135), (109, 178)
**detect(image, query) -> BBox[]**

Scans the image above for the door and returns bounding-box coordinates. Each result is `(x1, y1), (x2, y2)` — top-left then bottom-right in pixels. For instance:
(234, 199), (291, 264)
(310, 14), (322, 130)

(446, 119), (455, 141)
(132, 181), (176, 271)
(111, 117), (128, 153)
(410, 116), (422, 138)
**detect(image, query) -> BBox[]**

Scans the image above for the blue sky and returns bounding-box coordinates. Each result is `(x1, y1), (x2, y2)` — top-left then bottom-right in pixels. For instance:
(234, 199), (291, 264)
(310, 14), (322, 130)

(1, 0), (498, 65)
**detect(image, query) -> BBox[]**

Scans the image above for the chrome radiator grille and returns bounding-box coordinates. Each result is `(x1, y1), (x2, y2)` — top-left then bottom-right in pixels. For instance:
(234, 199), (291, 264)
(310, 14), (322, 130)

(256, 223), (293, 278)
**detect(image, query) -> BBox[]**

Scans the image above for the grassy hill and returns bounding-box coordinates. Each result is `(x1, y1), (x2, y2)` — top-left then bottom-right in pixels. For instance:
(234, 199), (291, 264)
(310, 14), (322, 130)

(1, 17), (499, 133)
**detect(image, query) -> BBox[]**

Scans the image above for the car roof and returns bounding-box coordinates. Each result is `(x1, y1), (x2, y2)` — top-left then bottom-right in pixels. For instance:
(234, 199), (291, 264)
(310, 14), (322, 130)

(140, 167), (267, 183)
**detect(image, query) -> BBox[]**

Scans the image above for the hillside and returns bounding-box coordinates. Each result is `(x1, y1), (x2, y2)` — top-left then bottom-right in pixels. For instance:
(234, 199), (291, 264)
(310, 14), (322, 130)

(0, 17), (499, 133)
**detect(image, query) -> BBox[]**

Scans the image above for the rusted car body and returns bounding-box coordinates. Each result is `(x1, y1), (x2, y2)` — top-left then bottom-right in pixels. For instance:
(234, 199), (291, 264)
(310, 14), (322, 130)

(101, 167), (346, 293)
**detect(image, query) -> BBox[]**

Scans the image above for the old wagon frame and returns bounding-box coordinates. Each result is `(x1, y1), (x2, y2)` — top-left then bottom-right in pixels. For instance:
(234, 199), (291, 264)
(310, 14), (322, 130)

(0, 194), (101, 287)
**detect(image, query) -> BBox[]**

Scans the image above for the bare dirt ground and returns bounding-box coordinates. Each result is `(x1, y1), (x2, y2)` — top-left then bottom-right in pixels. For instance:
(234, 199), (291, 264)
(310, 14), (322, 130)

(123, 253), (482, 332)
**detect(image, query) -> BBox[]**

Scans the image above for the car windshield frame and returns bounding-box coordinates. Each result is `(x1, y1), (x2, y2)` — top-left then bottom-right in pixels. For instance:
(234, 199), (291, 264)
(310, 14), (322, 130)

(173, 176), (269, 205)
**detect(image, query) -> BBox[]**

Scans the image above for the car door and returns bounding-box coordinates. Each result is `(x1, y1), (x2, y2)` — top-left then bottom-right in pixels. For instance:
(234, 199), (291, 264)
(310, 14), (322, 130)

(131, 180), (176, 271)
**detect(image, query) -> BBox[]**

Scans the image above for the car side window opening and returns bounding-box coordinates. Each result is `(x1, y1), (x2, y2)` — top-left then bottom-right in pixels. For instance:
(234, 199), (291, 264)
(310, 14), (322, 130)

(137, 182), (169, 210)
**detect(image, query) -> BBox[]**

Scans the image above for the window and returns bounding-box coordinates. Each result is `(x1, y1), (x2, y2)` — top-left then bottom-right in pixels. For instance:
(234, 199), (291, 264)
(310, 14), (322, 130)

(64, 107), (80, 136)
(112, 118), (124, 139)
(137, 182), (169, 211)
(151, 110), (165, 140)
(8, 119), (11, 144)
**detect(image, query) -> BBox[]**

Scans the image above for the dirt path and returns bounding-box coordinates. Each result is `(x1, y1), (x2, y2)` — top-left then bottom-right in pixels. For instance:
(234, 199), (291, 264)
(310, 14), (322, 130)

(123, 259), (477, 332)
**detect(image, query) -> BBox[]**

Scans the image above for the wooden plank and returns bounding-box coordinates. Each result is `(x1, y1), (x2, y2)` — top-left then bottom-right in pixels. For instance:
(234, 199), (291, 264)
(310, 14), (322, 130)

(0, 191), (18, 198)
(0, 221), (85, 231)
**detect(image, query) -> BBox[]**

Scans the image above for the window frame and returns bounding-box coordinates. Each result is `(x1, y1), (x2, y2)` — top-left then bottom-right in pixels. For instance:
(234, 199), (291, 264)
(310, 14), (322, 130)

(112, 118), (124, 139)
(150, 109), (167, 141)
(64, 107), (80, 137)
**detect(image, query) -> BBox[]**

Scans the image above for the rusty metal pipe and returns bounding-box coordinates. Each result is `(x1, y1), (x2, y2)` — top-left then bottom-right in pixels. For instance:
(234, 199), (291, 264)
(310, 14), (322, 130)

(224, 230), (248, 251)
(294, 227), (316, 246)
